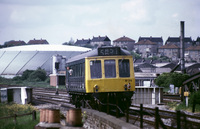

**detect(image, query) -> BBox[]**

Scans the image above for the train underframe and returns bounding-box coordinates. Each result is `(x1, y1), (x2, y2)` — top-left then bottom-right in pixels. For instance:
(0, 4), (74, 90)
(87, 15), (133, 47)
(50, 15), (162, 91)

(69, 91), (134, 115)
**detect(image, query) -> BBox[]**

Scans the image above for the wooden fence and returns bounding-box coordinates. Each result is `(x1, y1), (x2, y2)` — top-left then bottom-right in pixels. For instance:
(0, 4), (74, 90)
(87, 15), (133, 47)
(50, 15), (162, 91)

(127, 104), (200, 129)
(0, 110), (36, 124)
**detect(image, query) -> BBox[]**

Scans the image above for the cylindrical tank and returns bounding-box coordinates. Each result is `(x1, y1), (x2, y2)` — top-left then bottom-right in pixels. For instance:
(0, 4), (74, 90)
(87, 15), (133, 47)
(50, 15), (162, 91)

(40, 109), (46, 122)
(45, 109), (49, 123)
(66, 108), (82, 127)
(48, 109), (60, 123)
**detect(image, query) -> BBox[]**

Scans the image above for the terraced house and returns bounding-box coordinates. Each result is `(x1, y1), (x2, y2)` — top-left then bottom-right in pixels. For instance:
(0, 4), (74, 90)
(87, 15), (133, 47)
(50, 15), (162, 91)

(185, 45), (200, 63)
(165, 37), (193, 49)
(113, 36), (135, 51)
(158, 44), (180, 61)
(134, 40), (157, 58)
(90, 36), (111, 48)
(138, 36), (163, 50)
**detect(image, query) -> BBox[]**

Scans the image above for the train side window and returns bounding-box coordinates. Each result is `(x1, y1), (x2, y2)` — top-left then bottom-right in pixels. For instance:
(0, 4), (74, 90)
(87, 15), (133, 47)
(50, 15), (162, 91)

(104, 60), (116, 78)
(119, 59), (130, 77)
(90, 60), (102, 78)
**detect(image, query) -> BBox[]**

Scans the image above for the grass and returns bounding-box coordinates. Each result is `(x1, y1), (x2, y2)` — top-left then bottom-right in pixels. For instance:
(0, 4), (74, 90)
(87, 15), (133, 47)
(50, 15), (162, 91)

(0, 103), (40, 129)
(0, 76), (66, 89)
(167, 101), (200, 113)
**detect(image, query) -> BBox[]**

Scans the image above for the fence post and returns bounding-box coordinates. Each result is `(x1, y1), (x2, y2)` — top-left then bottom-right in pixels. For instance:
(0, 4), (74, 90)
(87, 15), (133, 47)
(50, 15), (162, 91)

(32, 110), (36, 120)
(192, 99), (196, 113)
(14, 114), (17, 124)
(155, 107), (159, 129)
(176, 110), (181, 129)
(140, 104), (143, 128)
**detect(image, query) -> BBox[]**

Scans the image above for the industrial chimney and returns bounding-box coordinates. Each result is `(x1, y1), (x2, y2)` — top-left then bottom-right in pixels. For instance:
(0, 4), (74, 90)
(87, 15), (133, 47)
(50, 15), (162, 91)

(180, 21), (185, 73)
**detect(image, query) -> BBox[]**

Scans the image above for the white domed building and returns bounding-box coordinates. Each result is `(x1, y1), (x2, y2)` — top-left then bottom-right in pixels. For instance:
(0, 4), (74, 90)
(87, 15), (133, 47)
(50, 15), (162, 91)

(0, 44), (91, 78)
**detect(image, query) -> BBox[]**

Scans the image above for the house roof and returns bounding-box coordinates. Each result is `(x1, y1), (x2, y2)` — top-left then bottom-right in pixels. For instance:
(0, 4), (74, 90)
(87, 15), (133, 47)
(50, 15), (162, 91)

(138, 36), (163, 42)
(159, 44), (179, 49)
(113, 36), (135, 42)
(27, 39), (49, 45)
(186, 63), (200, 75)
(196, 37), (200, 42)
(74, 39), (90, 45)
(160, 62), (177, 69)
(91, 36), (111, 42)
(185, 45), (200, 51)
(135, 40), (157, 45)
(166, 37), (192, 42)
(5, 40), (26, 46)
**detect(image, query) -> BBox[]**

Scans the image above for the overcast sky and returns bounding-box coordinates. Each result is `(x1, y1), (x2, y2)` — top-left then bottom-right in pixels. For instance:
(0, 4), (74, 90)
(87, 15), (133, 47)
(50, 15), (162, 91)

(0, 0), (199, 45)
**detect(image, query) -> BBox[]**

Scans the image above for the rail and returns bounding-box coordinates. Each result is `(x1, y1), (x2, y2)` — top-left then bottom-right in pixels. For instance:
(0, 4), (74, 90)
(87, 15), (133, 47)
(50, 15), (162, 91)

(31, 87), (200, 128)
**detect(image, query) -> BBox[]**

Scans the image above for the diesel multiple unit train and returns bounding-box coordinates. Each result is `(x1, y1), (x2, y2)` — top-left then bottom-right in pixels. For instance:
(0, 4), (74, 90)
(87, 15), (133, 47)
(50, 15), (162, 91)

(66, 46), (135, 113)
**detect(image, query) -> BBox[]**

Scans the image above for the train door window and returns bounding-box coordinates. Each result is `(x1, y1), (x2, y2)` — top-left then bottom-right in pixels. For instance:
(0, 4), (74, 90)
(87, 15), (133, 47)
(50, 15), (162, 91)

(90, 60), (102, 78)
(104, 60), (116, 78)
(119, 59), (130, 77)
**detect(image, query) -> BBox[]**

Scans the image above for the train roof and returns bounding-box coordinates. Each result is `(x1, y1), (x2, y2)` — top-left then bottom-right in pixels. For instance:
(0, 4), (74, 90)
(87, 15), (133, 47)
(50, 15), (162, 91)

(66, 46), (131, 63)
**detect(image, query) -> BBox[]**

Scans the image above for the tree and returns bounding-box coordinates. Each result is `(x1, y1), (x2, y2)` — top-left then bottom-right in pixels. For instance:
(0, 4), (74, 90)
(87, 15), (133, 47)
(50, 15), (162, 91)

(130, 51), (141, 59)
(154, 72), (189, 88)
(28, 68), (47, 81)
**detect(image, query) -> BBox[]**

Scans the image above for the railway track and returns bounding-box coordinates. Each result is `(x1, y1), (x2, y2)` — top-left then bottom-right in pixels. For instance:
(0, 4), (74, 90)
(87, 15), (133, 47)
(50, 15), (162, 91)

(1, 85), (199, 128)
(32, 87), (200, 128)
(32, 88), (75, 109)
(163, 94), (181, 103)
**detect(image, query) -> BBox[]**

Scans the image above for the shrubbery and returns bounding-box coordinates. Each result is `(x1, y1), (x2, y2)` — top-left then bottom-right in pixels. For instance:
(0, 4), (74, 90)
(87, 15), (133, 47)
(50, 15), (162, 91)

(154, 72), (189, 88)
(13, 68), (47, 82)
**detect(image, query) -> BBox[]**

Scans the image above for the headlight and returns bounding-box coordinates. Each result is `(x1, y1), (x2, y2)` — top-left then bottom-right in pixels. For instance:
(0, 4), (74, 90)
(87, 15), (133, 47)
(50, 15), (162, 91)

(94, 85), (99, 92)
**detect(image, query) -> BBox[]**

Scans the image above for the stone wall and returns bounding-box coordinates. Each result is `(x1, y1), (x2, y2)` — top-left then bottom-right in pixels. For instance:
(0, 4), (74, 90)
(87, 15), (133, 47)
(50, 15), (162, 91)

(82, 109), (139, 129)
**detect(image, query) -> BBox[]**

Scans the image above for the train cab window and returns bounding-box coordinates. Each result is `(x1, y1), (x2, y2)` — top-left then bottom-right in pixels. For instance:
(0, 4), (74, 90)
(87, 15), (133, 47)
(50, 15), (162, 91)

(90, 60), (102, 78)
(119, 59), (130, 77)
(104, 60), (116, 78)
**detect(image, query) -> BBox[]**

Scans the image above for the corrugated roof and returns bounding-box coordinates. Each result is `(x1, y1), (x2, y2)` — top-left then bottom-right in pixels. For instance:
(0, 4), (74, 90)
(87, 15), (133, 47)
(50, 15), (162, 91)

(0, 44), (91, 52)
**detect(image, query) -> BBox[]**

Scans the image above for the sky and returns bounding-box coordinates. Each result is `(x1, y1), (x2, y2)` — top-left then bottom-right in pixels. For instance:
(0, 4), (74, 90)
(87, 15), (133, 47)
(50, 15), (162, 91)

(0, 0), (199, 45)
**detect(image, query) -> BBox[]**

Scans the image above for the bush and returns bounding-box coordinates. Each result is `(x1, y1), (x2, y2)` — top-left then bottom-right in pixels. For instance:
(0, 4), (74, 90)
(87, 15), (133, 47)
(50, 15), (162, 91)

(13, 76), (22, 81)
(28, 68), (47, 81)
(189, 90), (200, 105)
(155, 72), (189, 88)
(21, 70), (34, 80)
